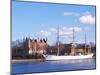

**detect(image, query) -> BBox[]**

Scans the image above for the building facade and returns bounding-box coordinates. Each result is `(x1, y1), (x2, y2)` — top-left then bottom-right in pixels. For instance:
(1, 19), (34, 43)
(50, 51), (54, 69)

(28, 38), (48, 55)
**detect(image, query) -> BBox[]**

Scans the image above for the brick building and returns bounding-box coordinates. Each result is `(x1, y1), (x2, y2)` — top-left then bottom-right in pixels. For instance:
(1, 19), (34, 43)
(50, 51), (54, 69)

(28, 38), (48, 55)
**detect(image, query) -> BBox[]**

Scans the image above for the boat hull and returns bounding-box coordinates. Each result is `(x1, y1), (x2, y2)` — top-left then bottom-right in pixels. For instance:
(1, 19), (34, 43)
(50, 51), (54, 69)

(45, 54), (93, 61)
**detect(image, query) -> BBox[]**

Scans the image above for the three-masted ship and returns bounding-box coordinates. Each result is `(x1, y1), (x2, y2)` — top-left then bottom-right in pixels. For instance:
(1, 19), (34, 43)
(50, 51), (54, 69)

(44, 25), (93, 61)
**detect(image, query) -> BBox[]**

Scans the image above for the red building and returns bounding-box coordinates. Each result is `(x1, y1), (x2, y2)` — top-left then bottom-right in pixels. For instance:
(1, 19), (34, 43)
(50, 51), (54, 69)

(28, 38), (48, 55)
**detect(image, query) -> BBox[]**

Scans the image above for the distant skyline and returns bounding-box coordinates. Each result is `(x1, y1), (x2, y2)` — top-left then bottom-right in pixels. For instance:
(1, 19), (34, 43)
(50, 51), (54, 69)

(12, 1), (96, 45)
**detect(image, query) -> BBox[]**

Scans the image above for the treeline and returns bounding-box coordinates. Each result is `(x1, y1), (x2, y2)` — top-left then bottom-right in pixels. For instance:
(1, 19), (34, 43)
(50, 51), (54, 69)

(12, 38), (96, 59)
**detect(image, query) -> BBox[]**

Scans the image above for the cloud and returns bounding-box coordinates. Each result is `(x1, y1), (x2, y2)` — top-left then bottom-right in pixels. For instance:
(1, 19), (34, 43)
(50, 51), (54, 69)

(37, 30), (51, 37)
(50, 28), (57, 33)
(60, 26), (82, 36)
(37, 26), (82, 38)
(79, 12), (95, 25)
(50, 26), (82, 36)
(60, 27), (73, 35)
(69, 27), (82, 32)
(64, 12), (80, 16)
(64, 11), (95, 25)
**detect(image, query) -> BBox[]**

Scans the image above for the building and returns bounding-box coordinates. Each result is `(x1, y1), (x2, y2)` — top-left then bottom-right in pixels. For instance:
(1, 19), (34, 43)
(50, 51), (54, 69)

(70, 43), (92, 55)
(28, 38), (48, 55)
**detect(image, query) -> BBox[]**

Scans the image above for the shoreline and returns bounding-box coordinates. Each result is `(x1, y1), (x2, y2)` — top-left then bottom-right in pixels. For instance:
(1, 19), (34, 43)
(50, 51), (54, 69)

(11, 59), (45, 63)
(12, 57), (96, 64)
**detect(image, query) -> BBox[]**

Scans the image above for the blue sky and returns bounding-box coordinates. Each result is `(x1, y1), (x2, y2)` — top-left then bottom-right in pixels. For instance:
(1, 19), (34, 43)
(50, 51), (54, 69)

(12, 1), (96, 45)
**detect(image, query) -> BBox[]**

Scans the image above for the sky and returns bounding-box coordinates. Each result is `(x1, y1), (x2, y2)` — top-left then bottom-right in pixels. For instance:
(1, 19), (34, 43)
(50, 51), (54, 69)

(12, 1), (96, 45)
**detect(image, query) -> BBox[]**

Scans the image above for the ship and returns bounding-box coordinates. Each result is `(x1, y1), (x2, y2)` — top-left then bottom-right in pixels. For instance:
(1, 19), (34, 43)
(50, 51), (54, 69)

(44, 25), (94, 61)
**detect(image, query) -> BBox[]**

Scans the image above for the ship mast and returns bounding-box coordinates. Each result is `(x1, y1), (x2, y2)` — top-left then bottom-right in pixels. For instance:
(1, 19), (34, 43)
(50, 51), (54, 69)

(72, 28), (75, 55)
(73, 27), (75, 44)
(70, 28), (75, 55)
(84, 31), (87, 55)
(57, 25), (60, 56)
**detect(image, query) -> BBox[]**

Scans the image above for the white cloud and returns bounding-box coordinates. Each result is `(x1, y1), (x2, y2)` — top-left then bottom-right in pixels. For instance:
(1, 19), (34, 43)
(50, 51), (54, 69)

(69, 27), (82, 32)
(50, 28), (57, 32)
(50, 26), (82, 36)
(79, 12), (95, 25)
(60, 27), (72, 35)
(38, 30), (51, 37)
(37, 26), (82, 38)
(64, 12), (80, 16)
(60, 26), (82, 36)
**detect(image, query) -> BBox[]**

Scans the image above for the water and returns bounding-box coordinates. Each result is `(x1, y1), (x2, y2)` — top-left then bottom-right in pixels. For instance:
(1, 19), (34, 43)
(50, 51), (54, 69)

(11, 58), (96, 74)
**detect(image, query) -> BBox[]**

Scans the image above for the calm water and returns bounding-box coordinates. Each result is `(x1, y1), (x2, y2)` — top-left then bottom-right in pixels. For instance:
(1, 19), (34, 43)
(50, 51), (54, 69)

(11, 58), (96, 74)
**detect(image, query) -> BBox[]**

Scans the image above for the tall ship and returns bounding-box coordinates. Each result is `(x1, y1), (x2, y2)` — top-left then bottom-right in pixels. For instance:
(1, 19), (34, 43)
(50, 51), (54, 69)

(44, 25), (94, 61)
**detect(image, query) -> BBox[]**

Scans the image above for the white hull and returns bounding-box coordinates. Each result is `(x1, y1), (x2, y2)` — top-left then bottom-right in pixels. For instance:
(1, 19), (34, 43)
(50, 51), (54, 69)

(45, 53), (93, 61)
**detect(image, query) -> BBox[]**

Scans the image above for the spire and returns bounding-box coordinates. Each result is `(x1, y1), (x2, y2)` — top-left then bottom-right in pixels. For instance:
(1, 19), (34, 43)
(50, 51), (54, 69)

(46, 37), (47, 42)
(46, 37), (47, 40)
(40, 38), (42, 42)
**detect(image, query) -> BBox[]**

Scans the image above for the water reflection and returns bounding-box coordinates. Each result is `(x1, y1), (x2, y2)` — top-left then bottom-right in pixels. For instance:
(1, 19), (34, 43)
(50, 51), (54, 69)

(12, 58), (96, 74)
(47, 58), (94, 64)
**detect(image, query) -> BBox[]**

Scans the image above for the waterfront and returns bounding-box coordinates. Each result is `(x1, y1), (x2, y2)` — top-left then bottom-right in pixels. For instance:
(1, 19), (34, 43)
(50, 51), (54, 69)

(11, 58), (96, 74)
(12, 2), (96, 74)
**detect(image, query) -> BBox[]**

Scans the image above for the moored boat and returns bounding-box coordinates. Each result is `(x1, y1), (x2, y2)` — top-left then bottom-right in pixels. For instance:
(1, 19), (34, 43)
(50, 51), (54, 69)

(44, 53), (93, 61)
(44, 25), (94, 61)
